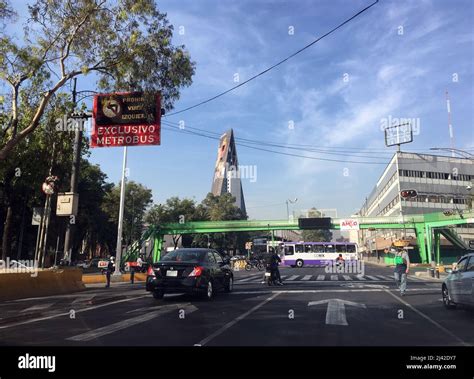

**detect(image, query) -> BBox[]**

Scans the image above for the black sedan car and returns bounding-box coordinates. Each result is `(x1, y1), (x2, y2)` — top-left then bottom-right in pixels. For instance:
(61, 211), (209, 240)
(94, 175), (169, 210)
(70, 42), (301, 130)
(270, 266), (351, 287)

(146, 248), (233, 300)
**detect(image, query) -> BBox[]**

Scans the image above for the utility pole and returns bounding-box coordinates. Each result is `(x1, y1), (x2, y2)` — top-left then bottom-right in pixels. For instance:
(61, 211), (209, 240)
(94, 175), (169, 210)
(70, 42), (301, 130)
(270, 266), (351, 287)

(114, 146), (128, 276)
(63, 78), (81, 265)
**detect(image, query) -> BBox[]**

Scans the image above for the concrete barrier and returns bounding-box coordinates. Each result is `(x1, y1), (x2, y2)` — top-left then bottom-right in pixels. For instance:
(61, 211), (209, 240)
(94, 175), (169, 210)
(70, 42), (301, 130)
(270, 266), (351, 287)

(0, 268), (85, 301)
(81, 272), (147, 284)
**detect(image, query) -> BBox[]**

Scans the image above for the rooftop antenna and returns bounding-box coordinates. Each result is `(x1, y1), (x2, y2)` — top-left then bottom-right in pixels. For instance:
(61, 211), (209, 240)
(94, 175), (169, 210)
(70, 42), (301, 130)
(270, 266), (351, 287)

(446, 90), (455, 158)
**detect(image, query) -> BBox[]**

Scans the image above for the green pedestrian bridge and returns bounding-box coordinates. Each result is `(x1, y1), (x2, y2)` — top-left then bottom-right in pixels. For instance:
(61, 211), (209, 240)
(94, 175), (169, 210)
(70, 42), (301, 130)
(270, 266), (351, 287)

(123, 211), (474, 265)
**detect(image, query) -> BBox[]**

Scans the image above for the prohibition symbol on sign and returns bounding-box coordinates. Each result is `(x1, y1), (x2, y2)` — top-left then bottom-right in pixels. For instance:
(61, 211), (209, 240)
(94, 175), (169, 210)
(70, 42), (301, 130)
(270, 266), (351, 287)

(102, 98), (122, 118)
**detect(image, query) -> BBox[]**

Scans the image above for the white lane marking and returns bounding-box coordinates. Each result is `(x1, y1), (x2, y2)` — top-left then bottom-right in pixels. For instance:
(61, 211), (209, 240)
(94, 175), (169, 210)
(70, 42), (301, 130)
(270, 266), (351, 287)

(286, 275), (299, 281)
(356, 275), (367, 280)
(68, 304), (197, 341)
(408, 275), (423, 281)
(383, 290), (469, 346)
(0, 295), (148, 330)
(375, 275), (391, 280)
(196, 292), (281, 346)
(230, 288), (440, 295)
(342, 275), (352, 281)
(280, 275), (288, 280)
(72, 296), (96, 305)
(316, 275), (325, 281)
(308, 299), (366, 326)
(302, 275), (312, 281)
(330, 275), (338, 281)
(365, 275), (380, 281)
(20, 303), (55, 313)
(235, 275), (262, 282)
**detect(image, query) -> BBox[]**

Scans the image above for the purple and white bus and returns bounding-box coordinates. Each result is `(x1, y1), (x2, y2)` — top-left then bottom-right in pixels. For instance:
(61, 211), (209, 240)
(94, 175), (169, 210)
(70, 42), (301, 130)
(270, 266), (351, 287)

(267, 241), (358, 268)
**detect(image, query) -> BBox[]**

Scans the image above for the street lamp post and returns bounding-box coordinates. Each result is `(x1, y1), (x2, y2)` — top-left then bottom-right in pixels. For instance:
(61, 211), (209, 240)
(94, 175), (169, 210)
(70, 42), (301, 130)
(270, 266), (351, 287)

(286, 198), (298, 220)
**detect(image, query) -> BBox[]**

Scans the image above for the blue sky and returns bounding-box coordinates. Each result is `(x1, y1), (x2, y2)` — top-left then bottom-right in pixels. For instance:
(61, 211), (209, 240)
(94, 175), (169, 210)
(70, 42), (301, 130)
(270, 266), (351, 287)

(8, 0), (474, 219)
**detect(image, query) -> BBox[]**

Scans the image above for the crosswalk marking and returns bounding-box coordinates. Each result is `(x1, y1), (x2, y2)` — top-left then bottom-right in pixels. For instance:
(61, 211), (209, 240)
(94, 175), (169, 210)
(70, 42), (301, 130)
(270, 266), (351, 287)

(20, 303), (54, 313)
(233, 273), (437, 283)
(376, 275), (393, 280)
(237, 275), (262, 282)
(365, 275), (379, 281)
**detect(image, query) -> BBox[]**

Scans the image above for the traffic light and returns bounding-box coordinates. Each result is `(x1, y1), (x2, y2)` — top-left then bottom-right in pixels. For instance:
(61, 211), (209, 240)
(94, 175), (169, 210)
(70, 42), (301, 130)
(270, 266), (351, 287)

(400, 189), (418, 199)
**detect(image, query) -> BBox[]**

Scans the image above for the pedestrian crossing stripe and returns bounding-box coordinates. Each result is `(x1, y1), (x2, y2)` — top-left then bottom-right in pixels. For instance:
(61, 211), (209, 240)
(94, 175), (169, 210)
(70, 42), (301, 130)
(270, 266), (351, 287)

(234, 274), (433, 283)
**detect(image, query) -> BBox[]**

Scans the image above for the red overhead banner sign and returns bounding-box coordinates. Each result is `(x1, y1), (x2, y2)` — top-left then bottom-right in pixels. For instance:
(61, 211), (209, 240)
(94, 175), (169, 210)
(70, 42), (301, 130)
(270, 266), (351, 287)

(91, 92), (161, 147)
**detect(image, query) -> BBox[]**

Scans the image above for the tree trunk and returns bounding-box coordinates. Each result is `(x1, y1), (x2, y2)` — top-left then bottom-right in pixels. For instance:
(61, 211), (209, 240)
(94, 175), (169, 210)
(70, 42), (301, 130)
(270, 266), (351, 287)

(1, 206), (13, 260)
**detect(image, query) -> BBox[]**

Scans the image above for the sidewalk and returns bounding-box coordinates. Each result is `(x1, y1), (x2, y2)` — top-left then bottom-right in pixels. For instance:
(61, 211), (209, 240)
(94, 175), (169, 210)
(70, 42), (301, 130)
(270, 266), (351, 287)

(362, 257), (447, 281)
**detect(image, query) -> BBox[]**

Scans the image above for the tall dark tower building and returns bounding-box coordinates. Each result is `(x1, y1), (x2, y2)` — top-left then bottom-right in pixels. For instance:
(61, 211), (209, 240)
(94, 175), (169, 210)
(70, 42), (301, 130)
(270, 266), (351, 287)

(211, 129), (246, 214)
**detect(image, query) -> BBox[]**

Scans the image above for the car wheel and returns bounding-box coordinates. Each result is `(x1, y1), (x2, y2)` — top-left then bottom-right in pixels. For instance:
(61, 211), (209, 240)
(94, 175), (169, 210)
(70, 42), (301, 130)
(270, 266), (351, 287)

(442, 285), (456, 309)
(203, 280), (214, 300)
(296, 260), (304, 268)
(224, 276), (233, 292)
(152, 290), (164, 300)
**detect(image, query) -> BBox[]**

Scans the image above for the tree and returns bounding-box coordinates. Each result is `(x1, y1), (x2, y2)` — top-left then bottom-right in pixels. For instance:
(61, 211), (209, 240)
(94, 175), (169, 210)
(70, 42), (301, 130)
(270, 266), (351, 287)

(101, 180), (153, 251)
(0, 0), (195, 160)
(0, 94), (76, 260)
(192, 193), (247, 251)
(301, 207), (333, 242)
(145, 197), (197, 248)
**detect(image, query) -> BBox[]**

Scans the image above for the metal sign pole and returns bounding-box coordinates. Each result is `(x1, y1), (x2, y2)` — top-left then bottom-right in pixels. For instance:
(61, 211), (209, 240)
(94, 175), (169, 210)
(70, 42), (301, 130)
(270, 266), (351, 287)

(114, 146), (128, 276)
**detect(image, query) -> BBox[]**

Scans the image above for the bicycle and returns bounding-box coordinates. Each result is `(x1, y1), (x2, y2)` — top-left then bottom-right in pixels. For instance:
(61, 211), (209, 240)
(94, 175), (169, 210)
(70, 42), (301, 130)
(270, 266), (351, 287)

(245, 258), (265, 271)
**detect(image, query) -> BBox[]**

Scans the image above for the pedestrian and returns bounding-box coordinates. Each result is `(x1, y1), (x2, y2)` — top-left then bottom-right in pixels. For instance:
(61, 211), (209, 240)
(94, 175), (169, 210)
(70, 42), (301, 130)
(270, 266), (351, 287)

(394, 248), (410, 296)
(105, 256), (115, 288)
(131, 256), (143, 284)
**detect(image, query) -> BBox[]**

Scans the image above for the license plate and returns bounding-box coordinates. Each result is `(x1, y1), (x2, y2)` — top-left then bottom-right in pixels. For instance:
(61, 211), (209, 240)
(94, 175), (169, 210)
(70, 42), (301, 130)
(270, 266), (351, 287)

(265, 272), (271, 277)
(166, 270), (178, 277)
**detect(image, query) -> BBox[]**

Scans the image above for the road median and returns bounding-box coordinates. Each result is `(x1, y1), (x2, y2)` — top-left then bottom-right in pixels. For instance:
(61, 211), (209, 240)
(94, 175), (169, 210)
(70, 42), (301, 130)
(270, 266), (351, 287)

(0, 268), (85, 301)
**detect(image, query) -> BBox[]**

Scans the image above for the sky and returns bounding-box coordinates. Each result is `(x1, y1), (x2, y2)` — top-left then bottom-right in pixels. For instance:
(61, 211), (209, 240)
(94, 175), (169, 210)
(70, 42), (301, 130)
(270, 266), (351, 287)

(7, 0), (474, 220)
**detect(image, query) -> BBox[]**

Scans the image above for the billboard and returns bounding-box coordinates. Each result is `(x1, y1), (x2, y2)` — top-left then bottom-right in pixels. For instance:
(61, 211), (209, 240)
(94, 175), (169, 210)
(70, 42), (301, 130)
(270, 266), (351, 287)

(91, 92), (161, 147)
(298, 217), (332, 229)
(384, 123), (413, 147)
(339, 219), (360, 231)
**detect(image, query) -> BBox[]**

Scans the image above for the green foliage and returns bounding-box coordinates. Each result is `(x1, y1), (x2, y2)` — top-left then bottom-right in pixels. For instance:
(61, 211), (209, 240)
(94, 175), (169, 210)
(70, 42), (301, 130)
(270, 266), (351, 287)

(144, 192), (247, 251)
(0, 0), (195, 159)
(102, 180), (153, 245)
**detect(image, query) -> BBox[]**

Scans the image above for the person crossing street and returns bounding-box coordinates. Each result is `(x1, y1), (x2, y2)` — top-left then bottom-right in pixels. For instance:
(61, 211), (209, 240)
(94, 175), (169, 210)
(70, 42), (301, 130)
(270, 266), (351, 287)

(394, 248), (410, 296)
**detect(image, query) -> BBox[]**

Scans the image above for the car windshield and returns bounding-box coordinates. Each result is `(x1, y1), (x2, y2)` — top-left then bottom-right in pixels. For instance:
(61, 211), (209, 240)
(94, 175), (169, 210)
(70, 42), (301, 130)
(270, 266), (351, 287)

(160, 250), (206, 263)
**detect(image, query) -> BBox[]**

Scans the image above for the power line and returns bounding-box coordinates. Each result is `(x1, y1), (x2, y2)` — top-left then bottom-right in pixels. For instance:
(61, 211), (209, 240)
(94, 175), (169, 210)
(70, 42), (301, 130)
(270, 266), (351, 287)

(161, 123), (390, 164)
(162, 119), (474, 154)
(165, 0), (380, 117)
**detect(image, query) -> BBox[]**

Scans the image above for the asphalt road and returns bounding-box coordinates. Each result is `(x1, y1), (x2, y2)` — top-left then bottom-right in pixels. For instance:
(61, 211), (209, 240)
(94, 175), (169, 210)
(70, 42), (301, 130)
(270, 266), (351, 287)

(0, 262), (473, 347)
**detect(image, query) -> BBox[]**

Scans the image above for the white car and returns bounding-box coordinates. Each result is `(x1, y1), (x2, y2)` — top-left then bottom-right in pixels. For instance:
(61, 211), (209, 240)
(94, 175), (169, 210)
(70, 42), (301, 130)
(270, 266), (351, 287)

(442, 253), (474, 309)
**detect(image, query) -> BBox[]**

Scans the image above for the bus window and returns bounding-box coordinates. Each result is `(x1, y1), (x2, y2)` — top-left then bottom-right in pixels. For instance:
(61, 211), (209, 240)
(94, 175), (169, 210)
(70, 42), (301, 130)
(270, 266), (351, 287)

(336, 245), (346, 253)
(346, 244), (356, 253)
(284, 246), (294, 256)
(304, 244), (312, 253)
(295, 244), (304, 253)
(312, 244), (325, 253)
(325, 244), (336, 253)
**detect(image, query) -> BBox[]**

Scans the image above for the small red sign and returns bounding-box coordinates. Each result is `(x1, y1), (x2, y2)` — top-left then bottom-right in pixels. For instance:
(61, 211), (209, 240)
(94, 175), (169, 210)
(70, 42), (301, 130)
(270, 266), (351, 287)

(91, 92), (161, 148)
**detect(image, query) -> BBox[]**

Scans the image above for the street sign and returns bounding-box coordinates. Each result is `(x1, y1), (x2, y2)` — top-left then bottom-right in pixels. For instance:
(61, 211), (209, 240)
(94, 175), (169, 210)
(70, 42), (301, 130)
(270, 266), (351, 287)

(298, 217), (332, 229)
(31, 208), (43, 225)
(56, 193), (79, 216)
(469, 240), (474, 249)
(384, 123), (413, 147)
(339, 219), (360, 231)
(91, 92), (161, 147)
